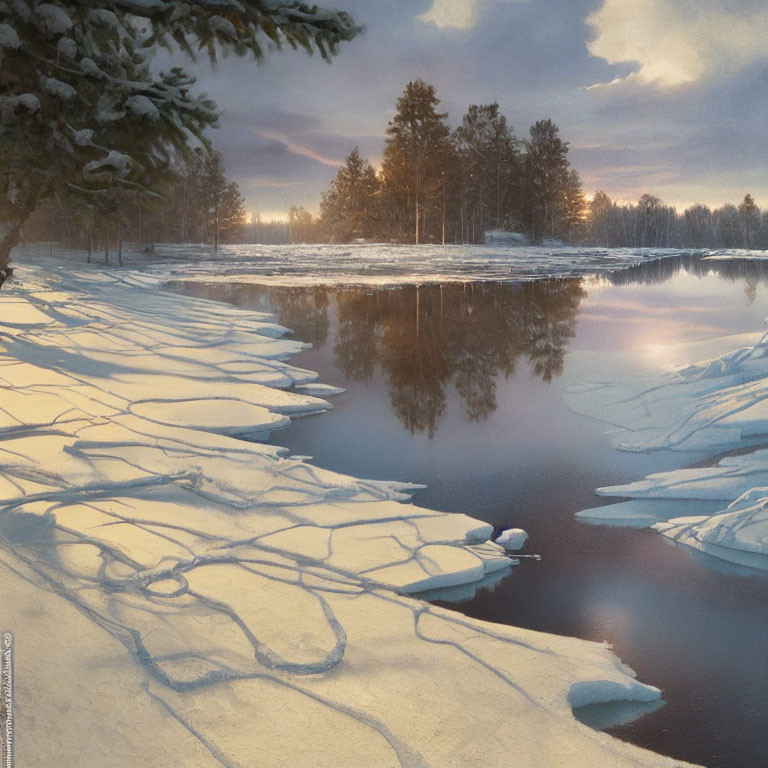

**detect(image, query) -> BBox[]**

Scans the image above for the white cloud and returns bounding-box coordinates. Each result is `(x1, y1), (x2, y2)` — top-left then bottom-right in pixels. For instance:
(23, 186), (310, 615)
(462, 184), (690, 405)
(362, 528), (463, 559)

(417, 0), (522, 31)
(587, 0), (768, 88)
(418, 0), (477, 29)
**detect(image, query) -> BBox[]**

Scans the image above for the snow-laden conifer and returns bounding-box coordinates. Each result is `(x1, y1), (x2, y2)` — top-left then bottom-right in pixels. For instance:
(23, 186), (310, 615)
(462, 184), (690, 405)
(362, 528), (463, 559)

(0, 1), (359, 285)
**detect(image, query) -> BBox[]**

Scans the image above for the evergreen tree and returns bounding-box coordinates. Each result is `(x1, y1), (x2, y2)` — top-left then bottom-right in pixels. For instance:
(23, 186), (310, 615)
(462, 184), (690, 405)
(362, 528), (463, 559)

(454, 103), (521, 241)
(0, 0), (359, 286)
(380, 80), (453, 243)
(193, 150), (244, 248)
(218, 181), (246, 245)
(738, 194), (760, 249)
(522, 119), (571, 242)
(561, 169), (586, 244)
(319, 148), (379, 242)
(588, 190), (614, 247)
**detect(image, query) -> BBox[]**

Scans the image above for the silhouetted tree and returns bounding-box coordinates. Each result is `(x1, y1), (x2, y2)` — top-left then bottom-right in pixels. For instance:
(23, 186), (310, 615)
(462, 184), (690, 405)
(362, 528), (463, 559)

(561, 169), (587, 244)
(587, 190), (614, 247)
(380, 80), (453, 243)
(682, 204), (713, 249)
(454, 103), (521, 241)
(522, 119), (571, 242)
(320, 148), (380, 241)
(739, 194), (760, 249)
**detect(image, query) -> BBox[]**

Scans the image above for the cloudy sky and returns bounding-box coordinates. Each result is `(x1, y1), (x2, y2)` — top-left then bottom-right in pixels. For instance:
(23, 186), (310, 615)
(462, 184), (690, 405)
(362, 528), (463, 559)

(189, 0), (768, 219)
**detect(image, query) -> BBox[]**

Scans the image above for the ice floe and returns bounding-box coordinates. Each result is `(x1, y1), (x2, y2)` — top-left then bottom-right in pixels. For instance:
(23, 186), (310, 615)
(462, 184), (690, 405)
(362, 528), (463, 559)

(495, 527), (529, 550)
(653, 487), (768, 571)
(570, 323), (768, 570)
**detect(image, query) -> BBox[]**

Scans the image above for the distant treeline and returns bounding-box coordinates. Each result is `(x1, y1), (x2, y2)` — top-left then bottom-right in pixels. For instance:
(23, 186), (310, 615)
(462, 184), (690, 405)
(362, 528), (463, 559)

(291, 80), (768, 250)
(24, 149), (248, 257)
(586, 191), (767, 250)
(23, 78), (767, 252)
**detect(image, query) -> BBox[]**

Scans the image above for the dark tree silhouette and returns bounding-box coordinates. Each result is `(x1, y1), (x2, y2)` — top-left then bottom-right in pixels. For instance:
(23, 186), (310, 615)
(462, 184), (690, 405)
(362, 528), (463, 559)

(380, 80), (454, 244)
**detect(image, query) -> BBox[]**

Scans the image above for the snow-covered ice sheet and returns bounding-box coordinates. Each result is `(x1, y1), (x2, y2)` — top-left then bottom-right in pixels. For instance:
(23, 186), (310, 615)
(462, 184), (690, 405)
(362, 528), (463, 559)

(18, 241), (705, 285)
(0, 247), (697, 767)
(653, 487), (768, 571)
(570, 325), (768, 570)
(703, 249), (768, 261)
(567, 329), (768, 454)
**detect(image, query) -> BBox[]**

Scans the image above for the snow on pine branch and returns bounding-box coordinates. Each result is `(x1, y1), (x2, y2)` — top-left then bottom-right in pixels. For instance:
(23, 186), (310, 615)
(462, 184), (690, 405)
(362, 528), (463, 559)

(0, 0), (359, 225)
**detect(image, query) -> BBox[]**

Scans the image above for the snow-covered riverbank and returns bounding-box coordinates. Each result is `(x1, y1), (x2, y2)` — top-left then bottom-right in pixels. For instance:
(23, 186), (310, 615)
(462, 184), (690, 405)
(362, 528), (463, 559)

(1, 248), (696, 767)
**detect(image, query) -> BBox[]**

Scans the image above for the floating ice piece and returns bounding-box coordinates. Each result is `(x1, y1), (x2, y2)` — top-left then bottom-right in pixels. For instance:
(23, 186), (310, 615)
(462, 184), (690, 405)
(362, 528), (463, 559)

(578, 499), (726, 528)
(495, 527), (528, 550)
(294, 382), (346, 396)
(568, 329), (768, 455)
(653, 487), (768, 570)
(575, 325), (768, 570)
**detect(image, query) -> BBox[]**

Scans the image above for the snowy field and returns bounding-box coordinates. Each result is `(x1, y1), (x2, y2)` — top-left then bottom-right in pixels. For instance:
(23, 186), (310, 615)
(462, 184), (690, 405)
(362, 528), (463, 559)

(0, 246), (698, 767)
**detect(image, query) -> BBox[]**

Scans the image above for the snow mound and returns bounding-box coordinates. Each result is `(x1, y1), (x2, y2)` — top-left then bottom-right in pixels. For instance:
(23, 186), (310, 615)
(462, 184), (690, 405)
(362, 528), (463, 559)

(495, 527), (528, 550)
(654, 487), (768, 569)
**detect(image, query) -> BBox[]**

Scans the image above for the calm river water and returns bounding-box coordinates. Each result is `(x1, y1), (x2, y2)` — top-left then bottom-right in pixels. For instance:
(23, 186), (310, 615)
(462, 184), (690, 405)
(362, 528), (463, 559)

(170, 256), (768, 768)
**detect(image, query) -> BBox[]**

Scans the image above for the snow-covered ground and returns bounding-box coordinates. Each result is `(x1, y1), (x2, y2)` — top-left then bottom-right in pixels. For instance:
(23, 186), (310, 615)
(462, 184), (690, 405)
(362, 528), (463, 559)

(569, 330), (768, 571)
(0, 246), (696, 767)
(56, 241), (705, 284)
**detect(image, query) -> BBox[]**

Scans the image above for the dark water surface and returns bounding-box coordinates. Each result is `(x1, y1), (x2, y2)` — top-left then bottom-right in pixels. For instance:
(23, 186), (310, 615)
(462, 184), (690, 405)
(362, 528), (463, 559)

(170, 257), (768, 768)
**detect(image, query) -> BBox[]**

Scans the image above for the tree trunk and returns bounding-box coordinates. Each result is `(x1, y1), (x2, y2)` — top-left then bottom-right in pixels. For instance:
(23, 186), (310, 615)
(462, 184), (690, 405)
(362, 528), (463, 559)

(0, 182), (39, 289)
(0, 208), (33, 289)
(214, 205), (220, 254)
(441, 176), (446, 246)
(0, 220), (22, 289)
(117, 220), (123, 266)
(104, 224), (110, 265)
(56, 193), (72, 248)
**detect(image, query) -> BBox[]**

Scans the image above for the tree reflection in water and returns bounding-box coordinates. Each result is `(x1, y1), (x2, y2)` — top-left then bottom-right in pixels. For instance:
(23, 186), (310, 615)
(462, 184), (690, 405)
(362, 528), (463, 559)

(269, 280), (586, 437)
(168, 278), (587, 437)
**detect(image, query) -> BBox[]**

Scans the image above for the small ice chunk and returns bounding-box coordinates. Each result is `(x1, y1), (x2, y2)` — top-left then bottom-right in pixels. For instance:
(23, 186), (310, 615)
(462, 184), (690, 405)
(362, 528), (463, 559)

(294, 383), (345, 396)
(495, 527), (528, 551)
